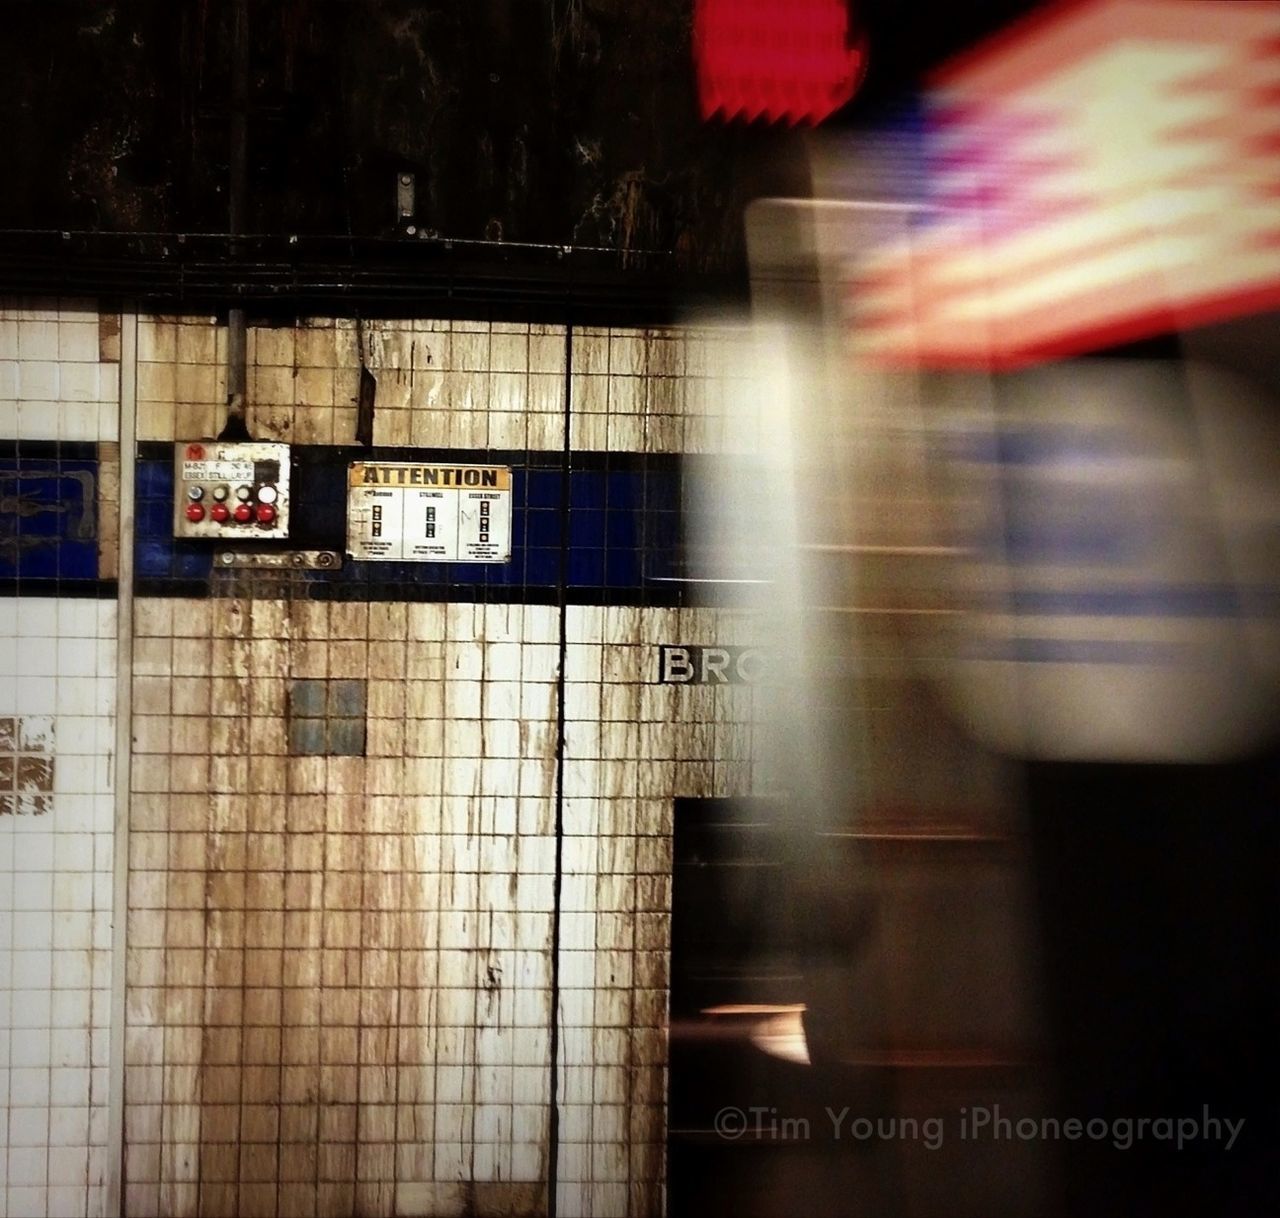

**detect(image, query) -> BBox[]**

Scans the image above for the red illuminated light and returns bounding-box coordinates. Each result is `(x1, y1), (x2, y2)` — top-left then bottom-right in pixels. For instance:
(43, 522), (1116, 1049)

(233, 504), (254, 524)
(694, 0), (868, 126)
(256, 504), (277, 525)
(211, 504), (230, 523)
(185, 503), (205, 523)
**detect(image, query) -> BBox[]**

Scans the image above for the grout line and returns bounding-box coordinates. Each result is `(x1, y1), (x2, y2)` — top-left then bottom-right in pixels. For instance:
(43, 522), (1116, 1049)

(546, 321), (572, 1218)
(273, 599), (295, 1218)
(107, 310), (137, 1216)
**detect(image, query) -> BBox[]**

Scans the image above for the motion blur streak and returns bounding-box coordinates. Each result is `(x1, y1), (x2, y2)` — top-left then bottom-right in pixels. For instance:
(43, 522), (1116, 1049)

(701, 1006), (812, 1066)
(841, 0), (1280, 369)
(693, 0), (869, 125)
(667, 4), (1280, 1215)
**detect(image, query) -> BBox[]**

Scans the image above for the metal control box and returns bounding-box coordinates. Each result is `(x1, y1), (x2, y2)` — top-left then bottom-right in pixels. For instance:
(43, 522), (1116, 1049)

(172, 440), (292, 539)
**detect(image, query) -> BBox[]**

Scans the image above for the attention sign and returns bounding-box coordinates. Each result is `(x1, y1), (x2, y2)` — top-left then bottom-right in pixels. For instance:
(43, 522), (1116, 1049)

(346, 462), (512, 563)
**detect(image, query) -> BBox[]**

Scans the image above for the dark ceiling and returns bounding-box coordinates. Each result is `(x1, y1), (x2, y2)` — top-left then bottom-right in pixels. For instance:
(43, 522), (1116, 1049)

(0, 0), (1039, 312)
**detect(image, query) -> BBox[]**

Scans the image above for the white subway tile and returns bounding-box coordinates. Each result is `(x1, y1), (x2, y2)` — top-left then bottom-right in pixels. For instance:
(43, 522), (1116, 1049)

(57, 401), (99, 441)
(10, 1069), (50, 1108)
(17, 321), (59, 362)
(49, 1184), (89, 1214)
(17, 362), (57, 401)
(57, 363), (100, 403)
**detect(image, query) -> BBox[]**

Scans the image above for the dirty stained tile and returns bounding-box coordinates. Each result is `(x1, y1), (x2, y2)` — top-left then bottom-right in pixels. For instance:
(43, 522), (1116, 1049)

(15, 755), (54, 792)
(287, 679), (326, 718)
(328, 679), (367, 718)
(113, 313), (762, 1207)
(17, 715), (54, 752)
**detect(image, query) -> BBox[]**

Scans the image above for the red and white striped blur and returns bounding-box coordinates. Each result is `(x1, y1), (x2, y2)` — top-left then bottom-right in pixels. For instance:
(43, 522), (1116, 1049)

(842, 0), (1280, 371)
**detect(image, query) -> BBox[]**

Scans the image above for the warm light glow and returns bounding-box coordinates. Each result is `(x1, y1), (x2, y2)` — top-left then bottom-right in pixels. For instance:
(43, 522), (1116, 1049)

(701, 1003), (807, 1016)
(700, 1003), (812, 1065)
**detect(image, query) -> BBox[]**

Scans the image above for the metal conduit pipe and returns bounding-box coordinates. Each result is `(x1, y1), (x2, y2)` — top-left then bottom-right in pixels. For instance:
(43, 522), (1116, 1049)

(221, 0), (252, 442)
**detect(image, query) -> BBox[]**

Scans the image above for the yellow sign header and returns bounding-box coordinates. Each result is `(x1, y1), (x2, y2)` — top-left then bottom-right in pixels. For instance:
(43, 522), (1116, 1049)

(348, 463), (511, 491)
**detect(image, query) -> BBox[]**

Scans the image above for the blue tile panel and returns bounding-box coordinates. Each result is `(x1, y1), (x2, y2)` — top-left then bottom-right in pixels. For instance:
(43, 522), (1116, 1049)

(134, 444), (686, 605)
(0, 442), (103, 585)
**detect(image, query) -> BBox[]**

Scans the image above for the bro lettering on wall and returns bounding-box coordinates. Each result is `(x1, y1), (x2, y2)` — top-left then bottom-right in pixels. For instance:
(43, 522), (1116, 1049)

(657, 644), (765, 685)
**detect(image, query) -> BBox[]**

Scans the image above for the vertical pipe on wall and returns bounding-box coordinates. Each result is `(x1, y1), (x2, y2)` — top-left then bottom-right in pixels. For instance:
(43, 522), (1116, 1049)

(222, 0), (251, 441)
(107, 311), (138, 1215)
(224, 309), (248, 439)
(547, 321), (574, 1218)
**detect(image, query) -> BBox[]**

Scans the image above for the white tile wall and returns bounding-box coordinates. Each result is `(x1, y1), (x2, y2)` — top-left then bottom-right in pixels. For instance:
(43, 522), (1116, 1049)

(121, 595), (763, 1217)
(557, 606), (760, 1218)
(0, 301), (120, 443)
(570, 324), (759, 455)
(124, 600), (565, 1217)
(133, 313), (760, 456)
(0, 299), (771, 1216)
(0, 598), (117, 1218)
(135, 317), (571, 451)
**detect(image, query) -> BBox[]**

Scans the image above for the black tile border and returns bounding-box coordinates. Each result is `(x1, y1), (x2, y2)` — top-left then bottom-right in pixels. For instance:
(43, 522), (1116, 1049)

(0, 439), (104, 460)
(0, 578), (119, 599)
(130, 578), (700, 608)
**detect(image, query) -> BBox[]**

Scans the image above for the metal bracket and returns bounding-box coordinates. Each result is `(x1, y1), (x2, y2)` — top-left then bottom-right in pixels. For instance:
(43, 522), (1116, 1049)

(396, 172), (416, 231)
(216, 549), (342, 570)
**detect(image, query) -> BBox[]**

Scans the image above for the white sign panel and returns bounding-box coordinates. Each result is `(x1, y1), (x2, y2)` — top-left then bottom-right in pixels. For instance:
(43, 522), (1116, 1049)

(346, 463), (512, 563)
(181, 459), (256, 483)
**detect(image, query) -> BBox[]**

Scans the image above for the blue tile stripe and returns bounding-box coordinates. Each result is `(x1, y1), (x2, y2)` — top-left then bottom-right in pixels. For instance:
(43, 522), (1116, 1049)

(0, 440), (106, 591)
(135, 443), (687, 606)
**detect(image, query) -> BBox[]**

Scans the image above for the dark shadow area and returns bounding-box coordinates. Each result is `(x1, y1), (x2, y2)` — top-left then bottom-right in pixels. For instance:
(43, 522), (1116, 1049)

(1026, 751), (1280, 1218)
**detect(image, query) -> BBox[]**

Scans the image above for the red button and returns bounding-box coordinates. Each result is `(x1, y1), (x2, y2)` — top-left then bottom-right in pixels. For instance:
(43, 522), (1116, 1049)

(211, 504), (230, 523)
(256, 504), (277, 525)
(185, 503), (205, 522)
(233, 503), (254, 523)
